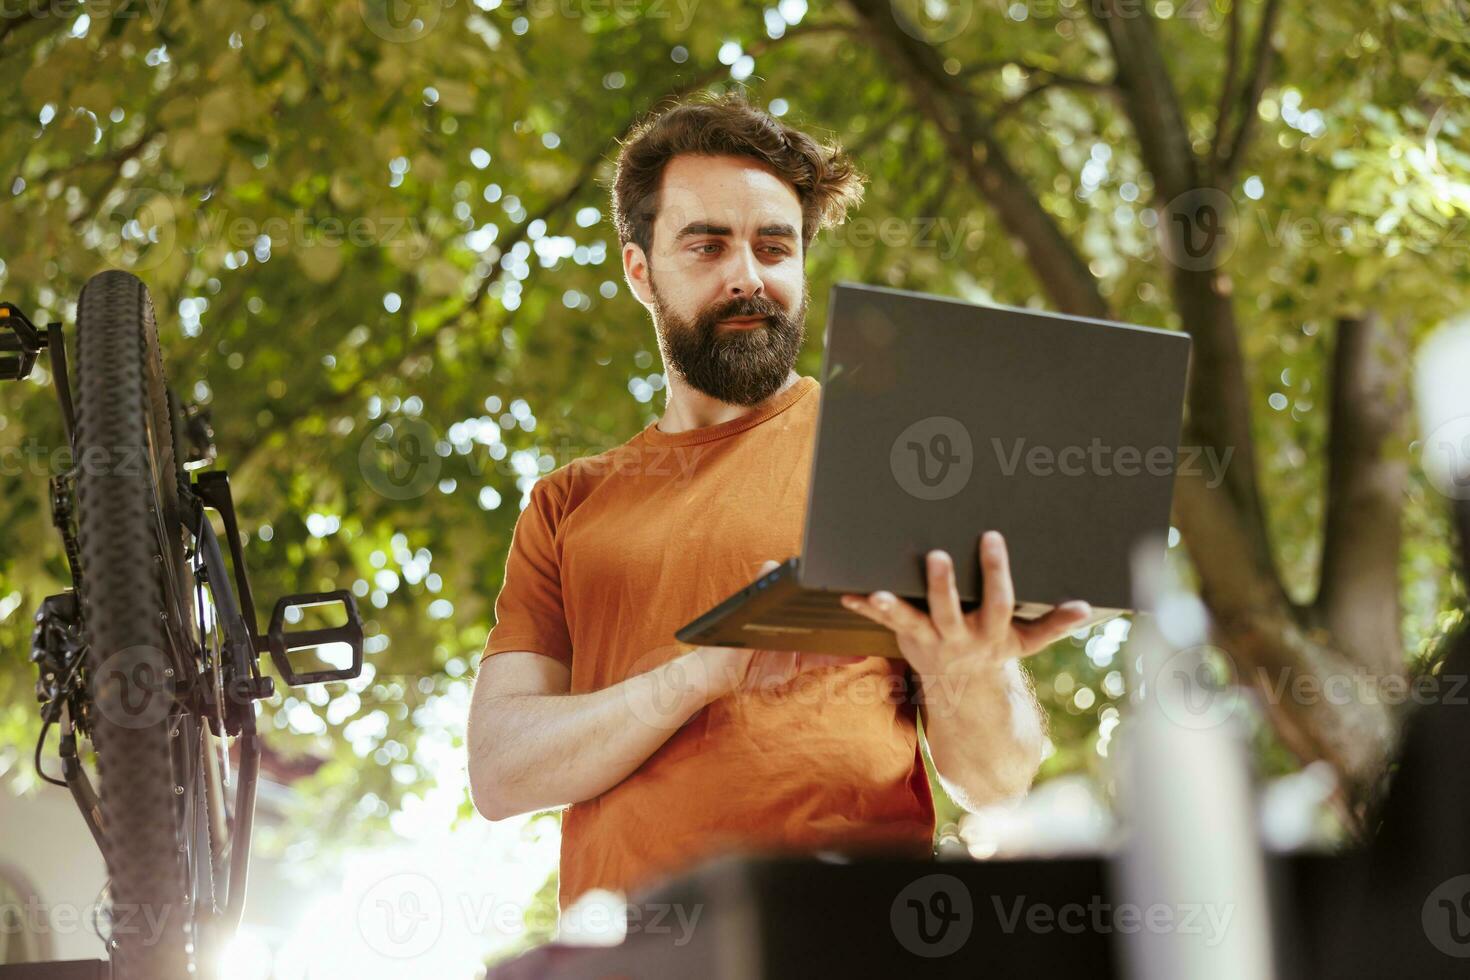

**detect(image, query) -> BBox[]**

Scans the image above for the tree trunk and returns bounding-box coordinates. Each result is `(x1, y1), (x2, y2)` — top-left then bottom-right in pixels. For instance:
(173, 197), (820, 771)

(843, 0), (1409, 817)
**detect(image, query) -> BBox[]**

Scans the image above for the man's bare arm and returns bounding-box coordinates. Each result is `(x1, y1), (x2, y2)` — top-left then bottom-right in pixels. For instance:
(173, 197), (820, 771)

(466, 644), (862, 821)
(467, 648), (715, 821)
(839, 534), (1086, 812)
(917, 659), (1046, 810)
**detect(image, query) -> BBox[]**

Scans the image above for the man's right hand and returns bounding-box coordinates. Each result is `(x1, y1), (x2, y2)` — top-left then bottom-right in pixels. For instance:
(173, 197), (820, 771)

(700, 644), (868, 695)
(695, 559), (867, 696)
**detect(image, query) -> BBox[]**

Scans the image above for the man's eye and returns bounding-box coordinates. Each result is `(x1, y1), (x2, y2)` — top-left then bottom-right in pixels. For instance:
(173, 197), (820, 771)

(692, 243), (789, 257)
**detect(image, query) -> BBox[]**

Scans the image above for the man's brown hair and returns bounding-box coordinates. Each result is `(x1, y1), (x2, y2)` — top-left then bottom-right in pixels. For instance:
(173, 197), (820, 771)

(611, 91), (867, 260)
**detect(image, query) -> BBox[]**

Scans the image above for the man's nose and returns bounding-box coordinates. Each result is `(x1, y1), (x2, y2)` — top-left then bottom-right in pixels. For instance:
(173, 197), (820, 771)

(726, 246), (764, 299)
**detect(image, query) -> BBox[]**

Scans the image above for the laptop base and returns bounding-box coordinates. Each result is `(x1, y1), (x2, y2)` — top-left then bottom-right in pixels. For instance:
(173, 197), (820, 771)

(675, 560), (1119, 659)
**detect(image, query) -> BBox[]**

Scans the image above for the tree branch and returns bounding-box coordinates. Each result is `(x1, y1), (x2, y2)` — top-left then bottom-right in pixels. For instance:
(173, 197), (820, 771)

(1212, 0), (1243, 168)
(841, 102), (912, 162)
(842, 0), (1110, 318)
(1083, 0), (1280, 601)
(27, 129), (162, 191)
(992, 73), (1118, 123)
(1087, 0), (1200, 199)
(1215, 0), (1283, 180)
(1174, 470), (1397, 804)
(834, 0), (1392, 817)
(960, 57), (1075, 80)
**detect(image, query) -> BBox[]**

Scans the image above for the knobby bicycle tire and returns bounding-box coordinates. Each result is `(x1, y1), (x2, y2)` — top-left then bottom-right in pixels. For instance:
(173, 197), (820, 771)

(74, 269), (194, 979)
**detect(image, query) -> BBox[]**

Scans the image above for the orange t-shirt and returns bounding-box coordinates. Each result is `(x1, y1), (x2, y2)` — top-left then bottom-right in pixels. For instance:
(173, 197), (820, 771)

(479, 375), (935, 911)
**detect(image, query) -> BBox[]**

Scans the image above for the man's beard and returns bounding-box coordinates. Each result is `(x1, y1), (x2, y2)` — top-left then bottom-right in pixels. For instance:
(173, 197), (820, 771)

(649, 274), (808, 407)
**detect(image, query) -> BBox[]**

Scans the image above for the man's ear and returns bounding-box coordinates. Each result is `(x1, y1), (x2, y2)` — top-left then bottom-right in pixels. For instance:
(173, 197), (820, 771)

(623, 241), (652, 306)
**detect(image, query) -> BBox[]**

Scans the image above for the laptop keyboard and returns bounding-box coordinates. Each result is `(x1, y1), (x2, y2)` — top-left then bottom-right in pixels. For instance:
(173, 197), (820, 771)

(775, 592), (893, 632)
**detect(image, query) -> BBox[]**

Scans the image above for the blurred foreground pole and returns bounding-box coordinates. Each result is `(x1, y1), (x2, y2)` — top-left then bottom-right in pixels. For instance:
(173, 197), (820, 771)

(1415, 314), (1470, 563)
(1110, 538), (1276, 980)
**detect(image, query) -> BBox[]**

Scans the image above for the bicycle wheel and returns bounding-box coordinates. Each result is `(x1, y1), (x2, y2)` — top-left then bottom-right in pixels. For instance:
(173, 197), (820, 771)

(74, 270), (194, 978)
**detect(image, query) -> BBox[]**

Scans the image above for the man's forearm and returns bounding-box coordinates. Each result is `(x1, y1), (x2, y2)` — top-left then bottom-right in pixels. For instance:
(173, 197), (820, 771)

(469, 648), (733, 820)
(918, 659), (1045, 811)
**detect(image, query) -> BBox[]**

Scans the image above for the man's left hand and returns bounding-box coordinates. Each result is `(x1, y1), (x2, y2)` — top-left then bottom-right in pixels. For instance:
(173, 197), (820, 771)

(840, 530), (1091, 680)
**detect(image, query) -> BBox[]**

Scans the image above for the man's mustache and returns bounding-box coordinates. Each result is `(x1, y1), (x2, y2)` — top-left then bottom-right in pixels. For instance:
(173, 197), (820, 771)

(699, 302), (788, 332)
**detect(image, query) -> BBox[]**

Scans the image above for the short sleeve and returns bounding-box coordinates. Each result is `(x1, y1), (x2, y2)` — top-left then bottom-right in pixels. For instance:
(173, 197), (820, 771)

(480, 477), (574, 668)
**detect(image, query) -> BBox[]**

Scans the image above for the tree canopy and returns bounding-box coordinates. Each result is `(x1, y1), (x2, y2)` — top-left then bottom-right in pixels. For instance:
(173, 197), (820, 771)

(2, 0), (1468, 938)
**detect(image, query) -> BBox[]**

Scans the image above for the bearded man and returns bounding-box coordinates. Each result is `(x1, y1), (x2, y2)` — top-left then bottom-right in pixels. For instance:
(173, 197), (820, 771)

(466, 93), (1089, 914)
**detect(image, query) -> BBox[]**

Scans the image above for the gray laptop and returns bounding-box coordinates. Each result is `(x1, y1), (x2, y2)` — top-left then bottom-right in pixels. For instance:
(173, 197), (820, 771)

(674, 282), (1191, 658)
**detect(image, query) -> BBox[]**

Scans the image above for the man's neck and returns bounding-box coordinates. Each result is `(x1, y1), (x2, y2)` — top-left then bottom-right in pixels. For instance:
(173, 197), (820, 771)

(655, 370), (802, 435)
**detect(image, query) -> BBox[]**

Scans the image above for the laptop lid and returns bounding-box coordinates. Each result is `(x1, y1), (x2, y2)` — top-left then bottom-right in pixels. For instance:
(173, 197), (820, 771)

(797, 282), (1192, 613)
